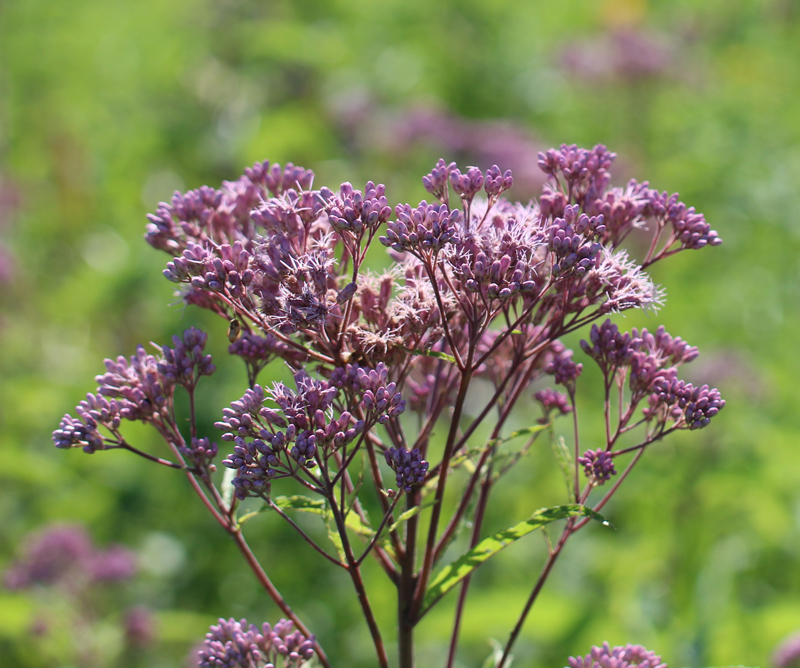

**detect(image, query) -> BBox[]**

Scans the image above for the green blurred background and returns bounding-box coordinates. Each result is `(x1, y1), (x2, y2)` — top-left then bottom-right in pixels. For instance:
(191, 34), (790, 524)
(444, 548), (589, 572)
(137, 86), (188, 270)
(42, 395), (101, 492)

(2, 0), (800, 666)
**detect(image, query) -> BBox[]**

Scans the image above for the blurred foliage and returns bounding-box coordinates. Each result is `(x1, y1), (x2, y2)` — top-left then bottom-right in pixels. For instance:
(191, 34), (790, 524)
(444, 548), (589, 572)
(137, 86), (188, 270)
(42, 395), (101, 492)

(2, 0), (800, 666)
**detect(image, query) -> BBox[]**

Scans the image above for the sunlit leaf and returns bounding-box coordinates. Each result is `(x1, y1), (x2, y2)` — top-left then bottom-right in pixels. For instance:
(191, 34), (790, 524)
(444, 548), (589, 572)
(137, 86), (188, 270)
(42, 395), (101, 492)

(420, 505), (611, 615)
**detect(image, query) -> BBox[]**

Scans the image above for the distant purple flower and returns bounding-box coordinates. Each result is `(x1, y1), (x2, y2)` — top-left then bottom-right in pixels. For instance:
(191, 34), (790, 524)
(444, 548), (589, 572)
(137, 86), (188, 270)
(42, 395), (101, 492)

(198, 617), (315, 668)
(87, 545), (137, 582)
(578, 449), (617, 485)
(124, 606), (156, 648)
(545, 345), (583, 387)
(4, 524), (136, 591)
(534, 388), (573, 418)
(4, 525), (93, 589)
(773, 633), (800, 668)
(568, 642), (667, 668)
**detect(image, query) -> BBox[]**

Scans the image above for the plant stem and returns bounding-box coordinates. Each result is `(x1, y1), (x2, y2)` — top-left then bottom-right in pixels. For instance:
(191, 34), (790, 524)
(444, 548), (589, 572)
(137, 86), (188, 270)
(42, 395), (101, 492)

(230, 529), (332, 668)
(498, 523), (572, 668)
(399, 489), (419, 668)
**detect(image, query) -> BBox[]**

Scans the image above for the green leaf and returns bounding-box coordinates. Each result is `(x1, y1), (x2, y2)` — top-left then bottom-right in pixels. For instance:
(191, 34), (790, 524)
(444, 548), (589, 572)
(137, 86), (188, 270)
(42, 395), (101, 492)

(272, 495), (328, 515)
(499, 423), (548, 444)
(421, 505), (611, 615)
(387, 499), (437, 534)
(236, 503), (270, 528)
(401, 346), (458, 365)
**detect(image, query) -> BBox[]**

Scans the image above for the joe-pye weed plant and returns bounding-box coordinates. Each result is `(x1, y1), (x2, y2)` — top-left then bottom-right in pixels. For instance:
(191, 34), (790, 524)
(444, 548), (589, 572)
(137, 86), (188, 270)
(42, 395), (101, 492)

(53, 144), (724, 668)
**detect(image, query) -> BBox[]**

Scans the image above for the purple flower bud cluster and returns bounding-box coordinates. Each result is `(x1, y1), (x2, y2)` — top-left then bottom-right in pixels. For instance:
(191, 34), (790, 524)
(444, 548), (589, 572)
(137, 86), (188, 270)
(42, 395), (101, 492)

(534, 388), (573, 417)
(545, 343), (583, 386)
(632, 325), (699, 367)
(198, 617), (315, 668)
(96, 345), (175, 421)
(53, 392), (120, 452)
(580, 320), (641, 379)
(454, 246), (539, 301)
(4, 524), (136, 590)
(380, 202), (461, 254)
(567, 642), (667, 668)
(384, 447), (429, 492)
(665, 197), (721, 250)
(422, 159), (456, 202)
(645, 376), (725, 429)
(245, 161), (315, 197)
(484, 165), (514, 199)
(180, 437), (219, 472)
(320, 181), (392, 238)
(159, 327), (216, 389)
(547, 205), (606, 277)
(577, 449), (617, 485)
(219, 373), (366, 498)
(450, 166), (485, 202)
(331, 362), (406, 424)
(538, 144), (616, 207)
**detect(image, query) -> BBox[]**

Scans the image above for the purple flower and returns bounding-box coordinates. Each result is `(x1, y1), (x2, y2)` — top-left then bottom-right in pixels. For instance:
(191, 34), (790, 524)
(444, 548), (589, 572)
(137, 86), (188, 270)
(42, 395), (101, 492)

(568, 642), (667, 668)
(4, 524), (137, 591)
(384, 447), (429, 492)
(773, 633), (800, 668)
(159, 327), (216, 389)
(545, 344), (583, 387)
(580, 320), (642, 380)
(124, 606), (156, 648)
(198, 617), (315, 668)
(645, 377), (725, 429)
(379, 202), (461, 254)
(578, 449), (617, 485)
(534, 388), (573, 418)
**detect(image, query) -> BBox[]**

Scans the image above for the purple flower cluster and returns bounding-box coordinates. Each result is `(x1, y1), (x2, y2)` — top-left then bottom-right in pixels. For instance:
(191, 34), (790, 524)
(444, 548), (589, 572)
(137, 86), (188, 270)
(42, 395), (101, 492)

(545, 343), (584, 387)
(645, 376), (725, 430)
(577, 449), (617, 485)
(53, 329), (218, 456)
(198, 617), (315, 668)
(534, 388), (573, 418)
(4, 524), (136, 590)
(219, 371), (378, 499)
(581, 320), (641, 380)
(380, 202), (461, 255)
(384, 447), (429, 493)
(567, 642), (667, 668)
(159, 327), (216, 389)
(773, 633), (800, 668)
(331, 362), (406, 424)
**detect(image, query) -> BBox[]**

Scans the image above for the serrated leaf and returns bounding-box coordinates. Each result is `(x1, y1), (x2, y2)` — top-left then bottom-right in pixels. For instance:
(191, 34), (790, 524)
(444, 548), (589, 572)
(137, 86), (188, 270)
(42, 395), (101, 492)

(420, 505), (611, 615)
